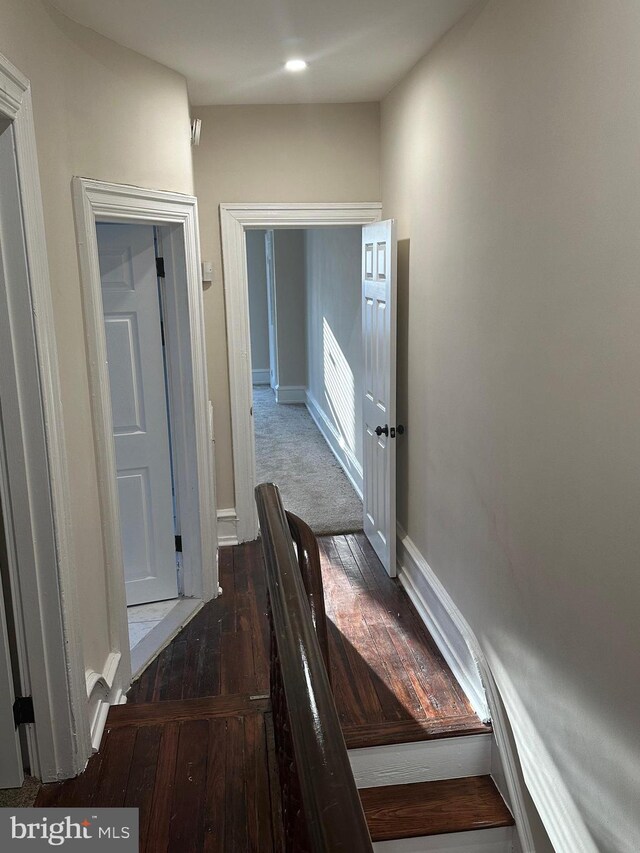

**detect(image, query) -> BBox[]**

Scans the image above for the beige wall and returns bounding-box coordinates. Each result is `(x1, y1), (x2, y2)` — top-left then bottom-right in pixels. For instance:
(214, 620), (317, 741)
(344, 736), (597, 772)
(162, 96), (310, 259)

(0, 0), (193, 678)
(382, 0), (640, 849)
(192, 103), (380, 507)
(246, 230), (269, 372)
(305, 227), (363, 477)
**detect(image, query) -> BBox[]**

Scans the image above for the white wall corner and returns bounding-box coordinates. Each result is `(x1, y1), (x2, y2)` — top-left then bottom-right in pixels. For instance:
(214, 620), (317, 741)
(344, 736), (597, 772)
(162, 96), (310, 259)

(274, 384), (307, 404)
(305, 390), (364, 498)
(85, 652), (125, 754)
(217, 507), (239, 546)
(396, 526), (537, 853)
(252, 368), (270, 385)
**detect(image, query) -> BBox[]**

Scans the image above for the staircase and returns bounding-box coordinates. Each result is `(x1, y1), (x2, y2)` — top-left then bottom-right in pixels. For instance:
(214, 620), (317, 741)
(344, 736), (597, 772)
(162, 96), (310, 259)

(258, 484), (517, 853)
(352, 738), (514, 851)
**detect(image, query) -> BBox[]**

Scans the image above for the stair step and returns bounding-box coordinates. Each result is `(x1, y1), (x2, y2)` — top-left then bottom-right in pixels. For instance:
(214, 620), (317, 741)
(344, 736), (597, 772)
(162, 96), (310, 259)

(342, 716), (491, 750)
(360, 776), (514, 843)
(349, 733), (492, 789)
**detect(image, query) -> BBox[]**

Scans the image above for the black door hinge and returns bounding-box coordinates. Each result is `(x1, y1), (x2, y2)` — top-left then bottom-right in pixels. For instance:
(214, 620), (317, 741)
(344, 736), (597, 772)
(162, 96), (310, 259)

(175, 535), (182, 553)
(156, 257), (165, 278)
(13, 696), (35, 728)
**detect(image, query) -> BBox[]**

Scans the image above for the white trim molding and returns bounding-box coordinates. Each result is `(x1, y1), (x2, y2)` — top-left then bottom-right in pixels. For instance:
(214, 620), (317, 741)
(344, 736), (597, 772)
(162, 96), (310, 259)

(219, 202), (382, 542)
(306, 390), (364, 498)
(217, 508), (239, 547)
(86, 652), (124, 753)
(72, 178), (218, 703)
(252, 368), (270, 385)
(396, 529), (489, 720)
(274, 385), (306, 404)
(372, 827), (514, 852)
(396, 527), (536, 853)
(0, 52), (89, 780)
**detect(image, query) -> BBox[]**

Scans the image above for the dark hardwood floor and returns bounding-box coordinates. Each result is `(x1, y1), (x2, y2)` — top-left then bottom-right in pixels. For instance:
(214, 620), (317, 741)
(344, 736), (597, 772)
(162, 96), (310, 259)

(37, 534), (490, 850)
(38, 693), (281, 853)
(128, 532), (487, 745)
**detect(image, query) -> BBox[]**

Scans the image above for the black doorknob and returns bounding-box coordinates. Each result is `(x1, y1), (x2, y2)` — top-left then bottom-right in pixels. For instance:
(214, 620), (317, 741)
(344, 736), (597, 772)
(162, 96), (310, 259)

(375, 425), (389, 437)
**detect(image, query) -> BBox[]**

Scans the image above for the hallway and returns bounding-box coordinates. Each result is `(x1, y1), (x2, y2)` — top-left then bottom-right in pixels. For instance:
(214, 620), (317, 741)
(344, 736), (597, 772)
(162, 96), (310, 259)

(36, 534), (494, 850)
(253, 386), (362, 535)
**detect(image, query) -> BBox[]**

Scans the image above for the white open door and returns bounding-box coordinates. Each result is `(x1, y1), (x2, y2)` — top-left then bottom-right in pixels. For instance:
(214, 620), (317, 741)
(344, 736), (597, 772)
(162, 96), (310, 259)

(362, 219), (398, 577)
(97, 223), (178, 606)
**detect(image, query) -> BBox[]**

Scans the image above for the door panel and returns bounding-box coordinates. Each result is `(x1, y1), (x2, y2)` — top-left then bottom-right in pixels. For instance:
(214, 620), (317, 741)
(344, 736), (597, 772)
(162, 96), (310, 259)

(362, 220), (397, 576)
(98, 223), (178, 606)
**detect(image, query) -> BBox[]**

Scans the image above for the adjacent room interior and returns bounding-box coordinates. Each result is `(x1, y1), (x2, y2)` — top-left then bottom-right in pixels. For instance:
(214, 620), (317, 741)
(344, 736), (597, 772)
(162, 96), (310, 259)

(246, 226), (364, 535)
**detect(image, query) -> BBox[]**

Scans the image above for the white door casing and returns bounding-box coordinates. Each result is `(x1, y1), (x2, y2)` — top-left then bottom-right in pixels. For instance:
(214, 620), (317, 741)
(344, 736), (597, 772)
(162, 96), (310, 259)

(74, 180), (218, 741)
(220, 203), (382, 542)
(97, 223), (179, 606)
(265, 230), (279, 391)
(0, 54), (90, 783)
(362, 220), (397, 576)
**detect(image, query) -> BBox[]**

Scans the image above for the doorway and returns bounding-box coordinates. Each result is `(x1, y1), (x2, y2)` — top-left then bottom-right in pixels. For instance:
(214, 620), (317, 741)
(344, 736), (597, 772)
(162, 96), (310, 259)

(74, 179), (217, 681)
(246, 226), (363, 535)
(220, 203), (398, 576)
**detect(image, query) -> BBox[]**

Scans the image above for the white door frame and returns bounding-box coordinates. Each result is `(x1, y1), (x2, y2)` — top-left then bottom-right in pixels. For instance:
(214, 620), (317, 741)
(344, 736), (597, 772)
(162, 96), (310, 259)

(220, 202), (381, 542)
(0, 53), (89, 781)
(72, 179), (218, 691)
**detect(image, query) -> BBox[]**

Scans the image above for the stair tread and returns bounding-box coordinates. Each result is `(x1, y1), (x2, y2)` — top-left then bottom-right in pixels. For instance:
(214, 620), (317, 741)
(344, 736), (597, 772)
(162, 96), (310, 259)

(343, 715), (491, 749)
(360, 775), (514, 841)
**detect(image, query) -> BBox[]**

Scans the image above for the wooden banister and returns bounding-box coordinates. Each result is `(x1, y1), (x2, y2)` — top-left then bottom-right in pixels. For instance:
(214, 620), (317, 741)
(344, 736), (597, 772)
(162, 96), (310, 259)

(255, 483), (373, 853)
(285, 510), (331, 681)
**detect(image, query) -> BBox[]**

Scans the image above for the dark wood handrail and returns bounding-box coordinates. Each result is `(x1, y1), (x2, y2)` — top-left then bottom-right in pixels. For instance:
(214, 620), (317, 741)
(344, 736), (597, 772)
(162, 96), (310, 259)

(285, 510), (331, 680)
(256, 483), (373, 853)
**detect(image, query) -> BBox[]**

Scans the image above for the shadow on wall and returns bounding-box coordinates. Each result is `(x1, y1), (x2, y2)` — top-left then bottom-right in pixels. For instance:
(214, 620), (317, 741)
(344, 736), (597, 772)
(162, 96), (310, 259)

(397, 238), (411, 528)
(323, 316), (356, 455)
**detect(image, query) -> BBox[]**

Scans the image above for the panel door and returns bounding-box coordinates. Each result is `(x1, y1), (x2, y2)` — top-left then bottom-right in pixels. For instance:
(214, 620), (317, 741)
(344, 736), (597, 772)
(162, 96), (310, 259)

(97, 223), (178, 605)
(362, 220), (398, 576)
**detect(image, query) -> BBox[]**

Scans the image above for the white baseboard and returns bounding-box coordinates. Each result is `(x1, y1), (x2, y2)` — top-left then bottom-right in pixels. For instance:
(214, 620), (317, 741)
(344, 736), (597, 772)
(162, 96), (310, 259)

(305, 390), (364, 498)
(252, 368), (270, 385)
(349, 733), (491, 789)
(86, 651), (124, 753)
(274, 384), (306, 404)
(373, 827), (514, 853)
(396, 529), (489, 721)
(217, 507), (238, 546)
(396, 528), (539, 853)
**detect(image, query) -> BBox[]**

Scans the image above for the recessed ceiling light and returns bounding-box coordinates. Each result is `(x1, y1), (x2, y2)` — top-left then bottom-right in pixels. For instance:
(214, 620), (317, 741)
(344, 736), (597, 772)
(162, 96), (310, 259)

(285, 59), (307, 72)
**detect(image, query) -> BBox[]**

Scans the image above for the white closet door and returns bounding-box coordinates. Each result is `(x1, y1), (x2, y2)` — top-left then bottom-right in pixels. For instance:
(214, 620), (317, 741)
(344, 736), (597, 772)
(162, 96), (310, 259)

(362, 220), (398, 577)
(98, 223), (178, 605)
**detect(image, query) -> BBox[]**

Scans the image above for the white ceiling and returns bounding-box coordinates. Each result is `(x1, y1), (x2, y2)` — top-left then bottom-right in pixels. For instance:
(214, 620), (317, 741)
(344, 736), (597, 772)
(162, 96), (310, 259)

(49, 0), (477, 105)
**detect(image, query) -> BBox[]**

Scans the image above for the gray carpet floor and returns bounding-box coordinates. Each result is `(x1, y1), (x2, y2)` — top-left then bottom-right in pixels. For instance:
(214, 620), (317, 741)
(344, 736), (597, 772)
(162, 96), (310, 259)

(253, 387), (363, 535)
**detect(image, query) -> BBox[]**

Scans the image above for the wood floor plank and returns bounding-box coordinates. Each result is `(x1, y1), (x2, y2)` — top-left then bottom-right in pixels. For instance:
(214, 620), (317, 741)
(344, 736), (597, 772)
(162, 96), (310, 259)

(224, 716), (249, 852)
(143, 721), (180, 853)
(168, 719), (210, 853)
(94, 725), (138, 807)
(244, 712), (274, 852)
(203, 717), (228, 853)
(108, 694), (270, 727)
(124, 724), (163, 851)
(360, 776), (514, 841)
